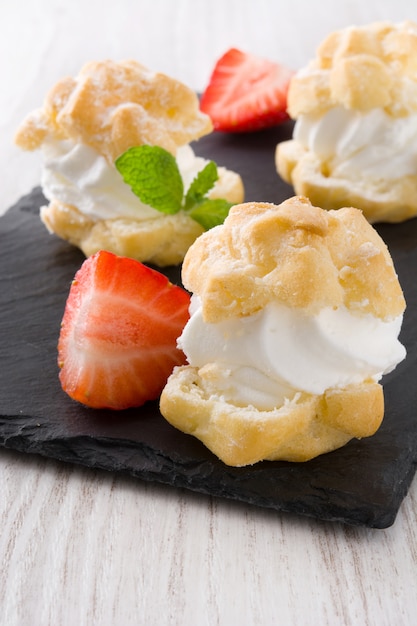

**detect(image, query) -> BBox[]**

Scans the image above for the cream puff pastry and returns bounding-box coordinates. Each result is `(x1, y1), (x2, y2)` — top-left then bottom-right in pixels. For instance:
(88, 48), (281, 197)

(160, 196), (406, 466)
(15, 59), (244, 266)
(276, 21), (417, 223)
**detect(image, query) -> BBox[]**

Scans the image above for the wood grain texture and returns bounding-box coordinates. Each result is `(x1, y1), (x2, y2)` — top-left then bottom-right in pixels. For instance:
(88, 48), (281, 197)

(1, 1), (417, 624)
(0, 448), (416, 626)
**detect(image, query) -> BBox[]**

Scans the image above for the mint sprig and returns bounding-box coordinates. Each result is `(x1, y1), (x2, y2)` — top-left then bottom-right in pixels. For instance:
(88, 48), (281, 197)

(115, 145), (233, 229)
(183, 160), (218, 210)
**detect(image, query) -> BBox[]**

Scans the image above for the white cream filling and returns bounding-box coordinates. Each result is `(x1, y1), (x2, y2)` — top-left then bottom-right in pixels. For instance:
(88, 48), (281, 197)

(179, 297), (406, 410)
(294, 106), (417, 180)
(40, 140), (214, 220)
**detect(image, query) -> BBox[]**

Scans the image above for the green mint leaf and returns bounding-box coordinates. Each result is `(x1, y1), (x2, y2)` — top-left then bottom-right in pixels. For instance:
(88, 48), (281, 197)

(115, 145), (183, 214)
(116, 145), (235, 231)
(187, 198), (233, 230)
(184, 161), (219, 211)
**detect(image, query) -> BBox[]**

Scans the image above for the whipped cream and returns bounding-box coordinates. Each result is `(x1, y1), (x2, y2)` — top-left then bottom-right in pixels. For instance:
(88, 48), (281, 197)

(294, 106), (417, 180)
(40, 141), (213, 220)
(179, 297), (406, 410)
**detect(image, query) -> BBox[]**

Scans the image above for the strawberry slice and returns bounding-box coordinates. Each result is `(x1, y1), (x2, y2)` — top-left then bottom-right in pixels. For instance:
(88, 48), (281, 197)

(58, 250), (190, 410)
(200, 48), (294, 132)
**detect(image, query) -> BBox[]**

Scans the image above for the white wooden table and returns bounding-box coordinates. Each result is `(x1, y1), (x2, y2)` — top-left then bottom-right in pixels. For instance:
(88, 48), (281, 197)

(1, 1), (416, 624)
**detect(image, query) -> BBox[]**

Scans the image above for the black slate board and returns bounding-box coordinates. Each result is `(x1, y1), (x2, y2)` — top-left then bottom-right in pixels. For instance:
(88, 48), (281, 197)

(1, 123), (416, 528)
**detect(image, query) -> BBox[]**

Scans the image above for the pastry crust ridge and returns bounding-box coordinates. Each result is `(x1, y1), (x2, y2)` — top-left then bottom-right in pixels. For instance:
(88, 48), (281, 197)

(15, 59), (213, 161)
(182, 197), (405, 323)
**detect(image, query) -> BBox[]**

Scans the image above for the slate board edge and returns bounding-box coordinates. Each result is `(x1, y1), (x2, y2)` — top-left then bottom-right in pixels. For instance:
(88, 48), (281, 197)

(0, 413), (408, 529)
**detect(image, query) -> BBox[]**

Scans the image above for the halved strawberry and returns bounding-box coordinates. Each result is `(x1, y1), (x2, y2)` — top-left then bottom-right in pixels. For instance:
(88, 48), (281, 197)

(200, 48), (294, 132)
(58, 250), (190, 410)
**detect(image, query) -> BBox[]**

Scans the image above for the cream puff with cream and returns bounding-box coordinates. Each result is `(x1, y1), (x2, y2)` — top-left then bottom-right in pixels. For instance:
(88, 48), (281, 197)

(15, 60), (244, 266)
(160, 196), (406, 466)
(276, 21), (417, 223)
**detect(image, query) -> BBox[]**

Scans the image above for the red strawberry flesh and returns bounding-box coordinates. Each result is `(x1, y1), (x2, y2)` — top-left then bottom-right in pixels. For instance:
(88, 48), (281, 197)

(200, 48), (294, 132)
(58, 250), (190, 410)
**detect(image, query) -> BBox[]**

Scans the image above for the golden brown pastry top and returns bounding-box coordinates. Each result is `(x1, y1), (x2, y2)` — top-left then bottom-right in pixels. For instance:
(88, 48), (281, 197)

(288, 21), (417, 117)
(15, 59), (213, 161)
(181, 196), (405, 323)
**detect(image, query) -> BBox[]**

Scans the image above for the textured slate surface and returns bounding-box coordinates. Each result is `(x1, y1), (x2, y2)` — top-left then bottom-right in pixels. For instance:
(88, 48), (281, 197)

(0, 124), (416, 528)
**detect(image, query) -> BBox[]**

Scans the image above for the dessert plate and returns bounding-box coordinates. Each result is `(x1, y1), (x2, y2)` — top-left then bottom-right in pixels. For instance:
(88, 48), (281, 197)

(1, 123), (416, 528)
